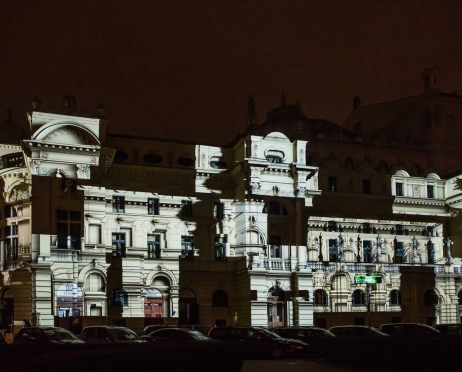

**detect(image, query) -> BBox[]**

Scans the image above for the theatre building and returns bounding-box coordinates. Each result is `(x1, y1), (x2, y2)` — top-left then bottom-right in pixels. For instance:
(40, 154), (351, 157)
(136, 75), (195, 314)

(1, 68), (462, 333)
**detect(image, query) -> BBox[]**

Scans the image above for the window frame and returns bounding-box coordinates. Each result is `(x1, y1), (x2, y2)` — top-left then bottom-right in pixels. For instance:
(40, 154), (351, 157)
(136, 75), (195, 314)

(148, 198), (160, 215)
(112, 195), (125, 213)
(112, 232), (126, 257)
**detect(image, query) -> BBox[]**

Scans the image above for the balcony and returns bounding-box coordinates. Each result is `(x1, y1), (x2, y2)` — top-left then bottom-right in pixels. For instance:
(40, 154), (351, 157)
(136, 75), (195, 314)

(263, 259), (290, 271)
(50, 235), (82, 250)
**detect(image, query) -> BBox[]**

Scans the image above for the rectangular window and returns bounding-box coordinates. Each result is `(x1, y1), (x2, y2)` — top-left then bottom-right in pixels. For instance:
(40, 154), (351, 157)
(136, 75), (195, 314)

(213, 202), (225, 220)
(427, 185), (434, 199)
(112, 232), (126, 257)
(363, 241), (372, 263)
(181, 200), (193, 217)
(427, 242), (435, 264)
(214, 236), (227, 261)
(328, 177), (336, 192)
(269, 235), (281, 258)
(57, 209), (81, 250)
(112, 196), (125, 213)
(147, 234), (161, 259)
(88, 224), (102, 244)
(395, 242), (404, 263)
(120, 228), (132, 247)
(181, 235), (194, 259)
(148, 198), (160, 215)
(396, 183), (403, 196)
(329, 239), (338, 262)
(363, 179), (371, 194)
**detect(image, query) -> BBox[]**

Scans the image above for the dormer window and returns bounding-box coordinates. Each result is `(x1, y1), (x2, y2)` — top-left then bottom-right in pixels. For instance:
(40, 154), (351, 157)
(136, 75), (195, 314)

(396, 183), (403, 196)
(266, 150), (284, 164)
(427, 185), (434, 199)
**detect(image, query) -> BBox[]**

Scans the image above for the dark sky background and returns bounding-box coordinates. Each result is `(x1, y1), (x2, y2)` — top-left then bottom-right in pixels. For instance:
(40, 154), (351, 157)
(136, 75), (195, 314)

(2, 0), (462, 145)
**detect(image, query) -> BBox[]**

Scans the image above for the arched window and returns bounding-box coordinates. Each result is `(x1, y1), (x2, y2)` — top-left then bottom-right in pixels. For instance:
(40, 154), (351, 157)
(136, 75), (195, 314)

(314, 289), (328, 306)
(390, 290), (402, 306)
(112, 288), (128, 306)
(212, 290), (229, 307)
(84, 273), (105, 292)
(352, 289), (366, 305)
(269, 201), (280, 214)
(424, 290), (439, 306)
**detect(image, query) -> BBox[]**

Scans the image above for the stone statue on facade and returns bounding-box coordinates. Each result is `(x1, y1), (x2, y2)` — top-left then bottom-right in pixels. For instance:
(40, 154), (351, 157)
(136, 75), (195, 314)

(445, 237), (454, 265)
(411, 236), (419, 263)
(337, 233), (345, 262)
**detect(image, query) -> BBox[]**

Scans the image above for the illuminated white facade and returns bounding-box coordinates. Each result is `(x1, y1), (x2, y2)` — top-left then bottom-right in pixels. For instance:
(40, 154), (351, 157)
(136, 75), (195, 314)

(2, 75), (462, 334)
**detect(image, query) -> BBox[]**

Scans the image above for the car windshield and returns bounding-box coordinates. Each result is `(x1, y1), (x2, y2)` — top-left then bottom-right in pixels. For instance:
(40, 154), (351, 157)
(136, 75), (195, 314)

(43, 329), (78, 340)
(111, 328), (140, 341)
(255, 328), (281, 339)
(188, 330), (210, 340)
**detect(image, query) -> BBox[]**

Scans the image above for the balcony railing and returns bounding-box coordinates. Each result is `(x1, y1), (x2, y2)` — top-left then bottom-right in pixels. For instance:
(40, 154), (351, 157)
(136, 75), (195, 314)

(263, 259), (290, 271)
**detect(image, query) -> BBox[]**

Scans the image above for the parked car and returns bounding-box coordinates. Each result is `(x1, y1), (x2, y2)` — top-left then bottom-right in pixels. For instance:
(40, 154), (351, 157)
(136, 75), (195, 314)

(143, 327), (221, 343)
(208, 326), (310, 359)
(79, 326), (146, 343)
(380, 323), (441, 337)
(329, 325), (388, 338)
(142, 324), (178, 335)
(271, 326), (335, 356)
(14, 326), (84, 344)
(433, 323), (462, 335)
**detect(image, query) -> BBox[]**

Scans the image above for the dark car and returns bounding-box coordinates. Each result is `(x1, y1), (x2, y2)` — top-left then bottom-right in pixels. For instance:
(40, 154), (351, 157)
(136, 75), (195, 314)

(143, 327), (221, 343)
(433, 323), (462, 335)
(14, 326), (84, 344)
(142, 324), (179, 335)
(329, 325), (388, 338)
(380, 323), (441, 337)
(208, 326), (310, 359)
(79, 326), (146, 343)
(271, 326), (335, 356)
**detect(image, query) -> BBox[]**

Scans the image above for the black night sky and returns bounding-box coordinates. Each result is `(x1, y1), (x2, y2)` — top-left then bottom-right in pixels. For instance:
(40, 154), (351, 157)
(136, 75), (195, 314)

(1, 0), (462, 145)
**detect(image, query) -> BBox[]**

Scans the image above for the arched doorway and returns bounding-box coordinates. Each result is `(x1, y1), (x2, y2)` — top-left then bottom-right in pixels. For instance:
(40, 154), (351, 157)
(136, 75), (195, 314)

(56, 283), (83, 317)
(179, 288), (198, 325)
(145, 288), (163, 319)
(0, 289), (14, 332)
(267, 286), (285, 327)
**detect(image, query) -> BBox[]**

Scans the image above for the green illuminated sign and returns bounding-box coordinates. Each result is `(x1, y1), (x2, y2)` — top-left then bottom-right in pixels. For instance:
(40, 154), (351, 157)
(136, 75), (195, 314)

(354, 275), (382, 284)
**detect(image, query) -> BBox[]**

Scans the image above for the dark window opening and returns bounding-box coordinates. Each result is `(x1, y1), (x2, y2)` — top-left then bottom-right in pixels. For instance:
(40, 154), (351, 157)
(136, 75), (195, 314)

(181, 236), (194, 260)
(395, 242), (404, 263)
(214, 236), (226, 261)
(329, 239), (338, 262)
(352, 289), (366, 305)
(363, 241), (372, 263)
(212, 290), (228, 307)
(396, 183), (403, 196)
(328, 177), (336, 192)
(112, 232), (126, 257)
(269, 201), (280, 215)
(143, 154), (163, 164)
(181, 200), (193, 217)
(112, 196), (125, 213)
(390, 290), (402, 306)
(427, 185), (434, 199)
(148, 198), (160, 215)
(213, 202), (225, 220)
(269, 235), (281, 258)
(314, 290), (328, 306)
(147, 234), (161, 259)
(210, 160), (227, 169)
(56, 209), (81, 250)
(112, 288), (128, 306)
(266, 155), (282, 163)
